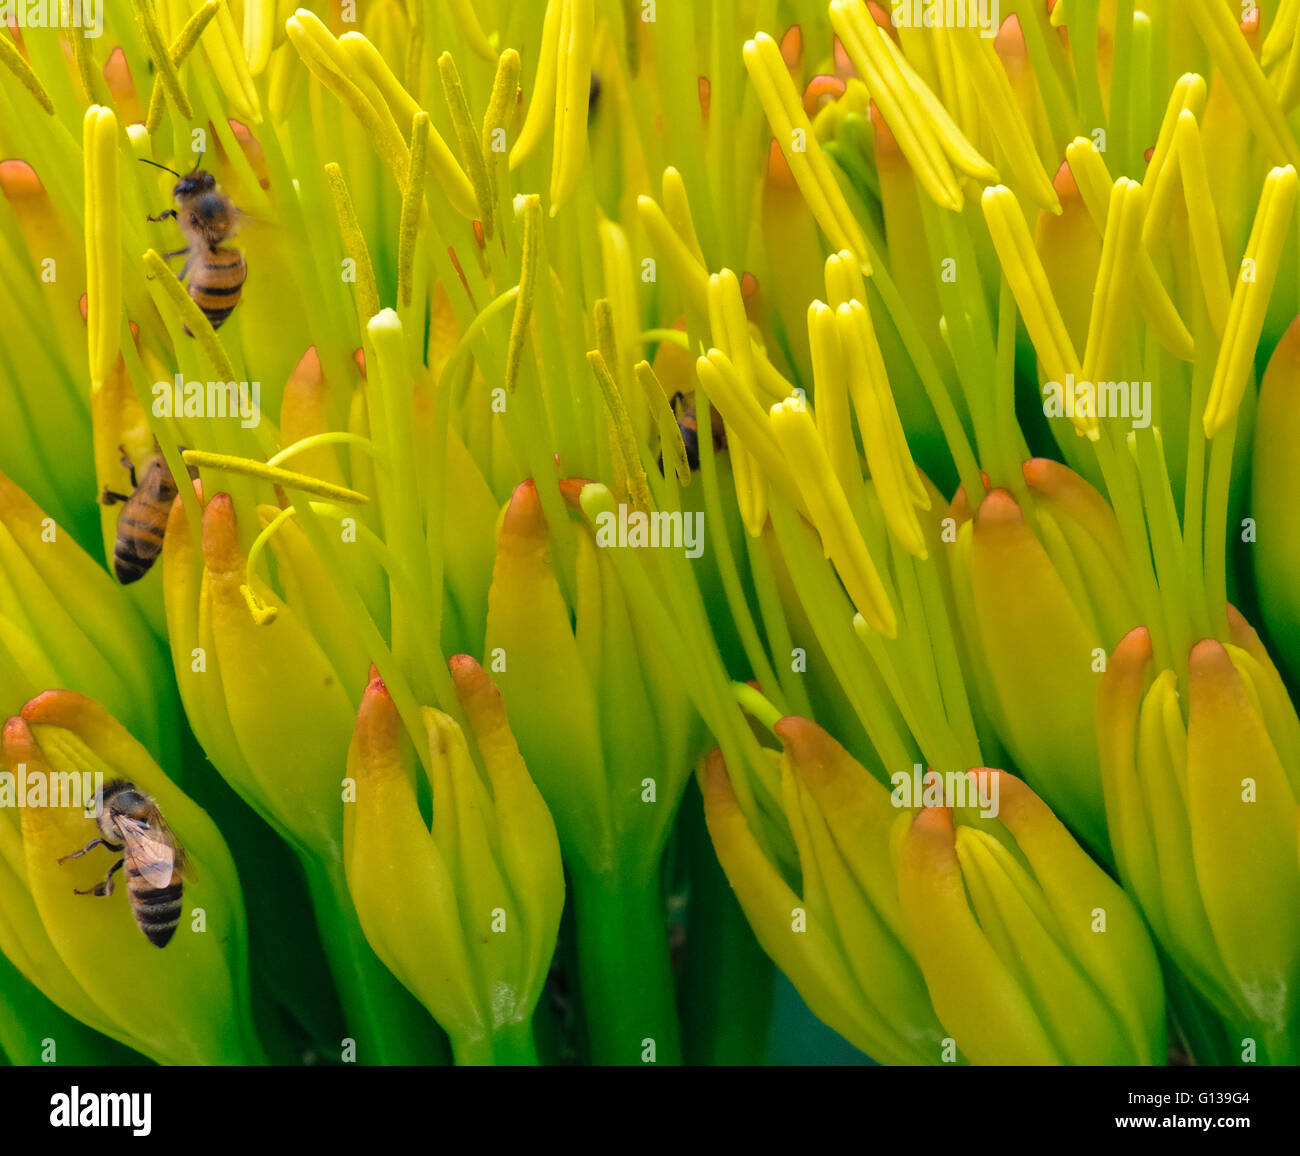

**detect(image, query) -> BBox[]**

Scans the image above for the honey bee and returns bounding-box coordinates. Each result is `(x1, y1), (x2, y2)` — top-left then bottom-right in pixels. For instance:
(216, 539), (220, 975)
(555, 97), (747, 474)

(100, 446), (196, 585)
(57, 780), (186, 948)
(668, 390), (727, 471)
(143, 158), (247, 331)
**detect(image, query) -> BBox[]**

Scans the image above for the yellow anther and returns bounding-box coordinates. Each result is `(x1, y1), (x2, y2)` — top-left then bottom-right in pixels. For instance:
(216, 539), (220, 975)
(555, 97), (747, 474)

(85, 107), (120, 389)
(744, 30), (872, 262)
(1204, 165), (1300, 436)
(1173, 112), (1232, 338)
(769, 398), (897, 638)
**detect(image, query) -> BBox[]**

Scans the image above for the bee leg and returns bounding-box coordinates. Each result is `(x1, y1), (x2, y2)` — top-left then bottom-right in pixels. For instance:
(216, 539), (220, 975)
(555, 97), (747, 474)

(147, 209), (178, 223)
(116, 446), (138, 489)
(56, 836), (123, 865)
(73, 857), (124, 898)
(100, 489), (130, 505)
(161, 247), (190, 260)
(669, 391), (686, 416)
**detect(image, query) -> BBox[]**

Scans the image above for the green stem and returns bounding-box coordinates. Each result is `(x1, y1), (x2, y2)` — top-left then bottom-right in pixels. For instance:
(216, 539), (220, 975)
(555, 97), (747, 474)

(491, 1018), (541, 1065)
(302, 856), (450, 1066)
(679, 781), (774, 1065)
(570, 866), (682, 1065)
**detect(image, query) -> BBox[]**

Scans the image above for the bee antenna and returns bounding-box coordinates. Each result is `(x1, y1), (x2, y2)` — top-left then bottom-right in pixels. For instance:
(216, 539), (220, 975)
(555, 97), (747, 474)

(139, 158), (182, 179)
(189, 152), (205, 175)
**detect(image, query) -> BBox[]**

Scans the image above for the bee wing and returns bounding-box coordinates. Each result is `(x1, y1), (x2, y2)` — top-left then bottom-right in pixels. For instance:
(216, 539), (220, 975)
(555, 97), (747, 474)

(116, 813), (177, 888)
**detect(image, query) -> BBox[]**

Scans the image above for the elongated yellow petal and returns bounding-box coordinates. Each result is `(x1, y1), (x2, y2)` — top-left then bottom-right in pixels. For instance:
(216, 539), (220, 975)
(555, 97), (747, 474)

(744, 31), (872, 260)
(1204, 165), (1299, 436)
(84, 107), (120, 390)
(770, 398), (896, 637)
(982, 185), (1081, 394)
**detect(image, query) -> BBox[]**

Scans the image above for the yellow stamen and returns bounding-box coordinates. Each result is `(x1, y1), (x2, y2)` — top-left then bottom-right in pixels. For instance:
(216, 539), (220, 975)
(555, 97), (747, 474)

(550, 0), (594, 215)
(636, 361), (690, 487)
(241, 505), (297, 626)
(769, 397), (897, 638)
(482, 50), (522, 220)
(505, 196), (541, 394)
(599, 220), (641, 386)
(286, 10), (411, 191)
(243, 0), (276, 77)
(1185, 0), (1300, 168)
(1262, 0), (1299, 70)
(146, 2), (222, 135)
(510, 0), (564, 169)
(324, 163), (382, 326)
(206, 0), (262, 124)
(449, 0), (497, 60)
(808, 301), (864, 504)
(637, 194), (794, 404)
(340, 33), (421, 126)
(588, 349), (651, 511)
(181, 450), (371, 504)
(1079, 179), (1146, 440)
(943, 26), (1059, 213)
(0, 26), (54, 114)
(1173, 112), (1232, 338)
(398, 112), (430, 309)
(836, 301), (930, 554)
(85, 107), (120, 389)
(143, 249), (235, 380)
(268, 433), (381, 470)
(744, 31), (872, 262)
(982, 185), (1082, 395)
(823, 248), (867, 309)
(1204, 165), (1300, 436)
(1064, 138), (1193, 361)
(662, 166), (707, 266)
(1142, 73), (1207, 232)
(829, 0), (999, 210)
(438, 51), (495, 235)
(135, 0), (194, 121)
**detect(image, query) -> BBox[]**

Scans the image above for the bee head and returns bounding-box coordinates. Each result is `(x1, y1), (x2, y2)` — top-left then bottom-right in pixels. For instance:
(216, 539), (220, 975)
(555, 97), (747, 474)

(173, 170), (216, 202)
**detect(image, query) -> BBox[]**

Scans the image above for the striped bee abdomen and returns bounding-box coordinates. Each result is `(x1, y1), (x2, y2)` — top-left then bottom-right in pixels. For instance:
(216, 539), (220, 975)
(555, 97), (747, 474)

(189, 245), (246, 330)
(127, 873), (183, 948)
(112, 461), (179, 585)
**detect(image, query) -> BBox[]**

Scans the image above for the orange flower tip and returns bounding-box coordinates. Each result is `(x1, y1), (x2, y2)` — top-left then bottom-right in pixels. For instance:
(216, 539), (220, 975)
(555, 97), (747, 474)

(2, 716), (39, 766)
(502, 479), (546, 537)
(701, 748), (737, 811)
(473, 220), (486, 247)
(1188, 637), (1232, 682)
(973, 487), (1023, 528)
(995, 14), (1027, 60)
(948, 471), (991, 521)
(1112, 625), (1154, 670)
(1144, 146), (1155, 165)
(773, 715), (839, 774)
(803, 75), (846, 118)
(1020, 456), (1078, 495)
(200, 492), (244, 574)
(1270, 315), (1300, 367)
(910, 804), (956, 840)
(20, 689), (91, 729)
(868, 101), (900, 156)
(78, 294), (88, 323)
(745, 679), (762, 691)
(355, 675), (402, 758)
(1242, 6), (1260, 43)
(448, 653), (494, 704)
(779, 24), (802, 71)
(365, 663), (384, 690)
(558, 475), (594, 509)
(0, 159), (43, 199)
(353, 347), (367, 378)
(767, 138), (797, 189)
(1053, 159), (1080, 200)
(289, 346), (323, 385)
(698, 76), (711, 120)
